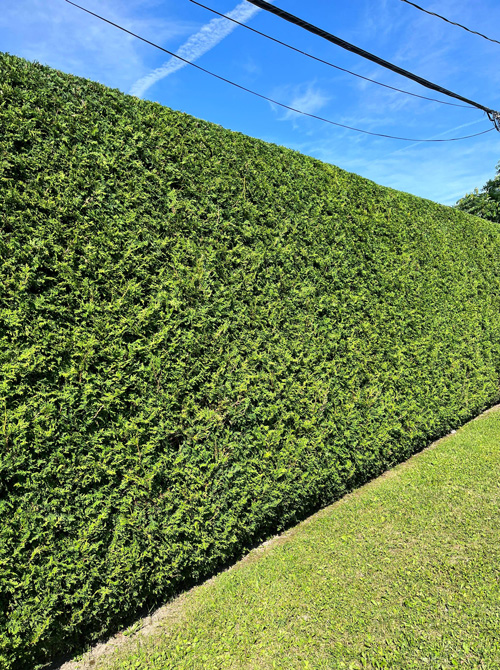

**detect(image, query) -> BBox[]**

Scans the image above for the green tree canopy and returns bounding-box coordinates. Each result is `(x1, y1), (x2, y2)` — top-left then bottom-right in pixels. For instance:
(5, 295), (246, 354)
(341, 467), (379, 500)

(455, 162), (500, 223)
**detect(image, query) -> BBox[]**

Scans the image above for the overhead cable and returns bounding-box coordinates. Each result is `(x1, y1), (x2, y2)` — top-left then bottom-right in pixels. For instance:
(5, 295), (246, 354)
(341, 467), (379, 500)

(189, 0), (473, 109)
(63, 0), (495, 142)
(400, 0), (500, 47)
(245, 0), (500, 131)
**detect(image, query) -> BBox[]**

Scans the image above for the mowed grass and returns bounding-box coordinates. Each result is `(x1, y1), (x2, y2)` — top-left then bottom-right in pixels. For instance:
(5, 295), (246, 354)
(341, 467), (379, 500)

(92, 408), (500, 670)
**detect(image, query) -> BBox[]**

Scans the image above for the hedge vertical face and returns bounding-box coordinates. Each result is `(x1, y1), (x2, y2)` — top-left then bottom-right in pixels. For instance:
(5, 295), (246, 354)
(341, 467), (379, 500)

(1, 51), (500, 669)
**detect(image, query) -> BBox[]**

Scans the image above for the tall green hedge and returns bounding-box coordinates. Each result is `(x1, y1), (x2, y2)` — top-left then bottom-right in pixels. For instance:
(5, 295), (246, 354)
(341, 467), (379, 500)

(1, 52), (500, 668)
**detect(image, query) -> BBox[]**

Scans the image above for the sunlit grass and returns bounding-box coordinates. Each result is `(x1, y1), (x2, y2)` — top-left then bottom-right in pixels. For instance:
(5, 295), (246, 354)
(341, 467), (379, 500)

(91, 407), (500, 670)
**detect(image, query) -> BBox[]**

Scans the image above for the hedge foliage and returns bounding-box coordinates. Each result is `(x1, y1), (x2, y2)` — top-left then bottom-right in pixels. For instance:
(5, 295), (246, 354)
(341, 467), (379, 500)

(1, 52), (500, 668)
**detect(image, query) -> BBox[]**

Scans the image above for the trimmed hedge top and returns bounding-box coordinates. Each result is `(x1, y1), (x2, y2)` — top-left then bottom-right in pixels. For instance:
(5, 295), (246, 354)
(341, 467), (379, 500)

(1, 52), (500, 668)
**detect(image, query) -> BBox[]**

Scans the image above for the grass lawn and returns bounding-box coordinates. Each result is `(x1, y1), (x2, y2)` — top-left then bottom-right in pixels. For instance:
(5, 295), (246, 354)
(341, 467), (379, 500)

(71, 407), (500, 670)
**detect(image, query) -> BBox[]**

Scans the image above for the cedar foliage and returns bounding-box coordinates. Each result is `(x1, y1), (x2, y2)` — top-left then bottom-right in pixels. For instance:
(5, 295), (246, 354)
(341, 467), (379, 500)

(1, 52), (500, 668)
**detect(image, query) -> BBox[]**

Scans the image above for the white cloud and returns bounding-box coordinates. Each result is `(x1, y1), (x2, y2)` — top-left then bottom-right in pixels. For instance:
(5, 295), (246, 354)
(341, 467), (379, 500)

(281, 84), (331, 121)
(267, 82), (331, 128)
(130, 1), (271, 98)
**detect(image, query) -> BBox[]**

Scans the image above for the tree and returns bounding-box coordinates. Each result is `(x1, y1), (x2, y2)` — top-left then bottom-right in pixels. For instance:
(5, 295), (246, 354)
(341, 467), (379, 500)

(455, 162), (500, 224)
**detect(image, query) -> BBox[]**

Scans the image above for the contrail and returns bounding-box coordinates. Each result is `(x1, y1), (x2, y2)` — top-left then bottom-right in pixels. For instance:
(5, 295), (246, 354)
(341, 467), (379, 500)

(130, 1), (267, 98)
(387, 116), (487, 156)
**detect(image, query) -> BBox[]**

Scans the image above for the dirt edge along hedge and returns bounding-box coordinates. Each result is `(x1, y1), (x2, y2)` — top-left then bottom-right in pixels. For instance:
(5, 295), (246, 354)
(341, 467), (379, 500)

(1, 51), (500, 668)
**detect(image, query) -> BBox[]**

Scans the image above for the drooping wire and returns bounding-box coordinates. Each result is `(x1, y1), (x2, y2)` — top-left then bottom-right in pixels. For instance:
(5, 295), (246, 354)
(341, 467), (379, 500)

(63, 0), (495, 142)
(189, 0), (473, 109)
(400, 0), (500, 47)
(245, 0), (500, 130)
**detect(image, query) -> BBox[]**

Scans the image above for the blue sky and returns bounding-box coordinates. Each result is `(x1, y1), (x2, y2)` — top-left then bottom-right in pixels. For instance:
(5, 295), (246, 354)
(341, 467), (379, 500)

(2, 0), (500, 205)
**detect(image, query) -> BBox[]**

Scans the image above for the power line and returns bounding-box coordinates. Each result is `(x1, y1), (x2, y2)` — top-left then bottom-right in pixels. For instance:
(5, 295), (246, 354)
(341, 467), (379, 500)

(63, 0), (495, 142)
(189, 0), (473, 109)
(245, 0), (500, 131)
(399, 0), (500, 47)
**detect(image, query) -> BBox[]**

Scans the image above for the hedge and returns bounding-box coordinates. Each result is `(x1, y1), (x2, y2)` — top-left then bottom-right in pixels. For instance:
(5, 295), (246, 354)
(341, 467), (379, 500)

(1, 52), (500, 668)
